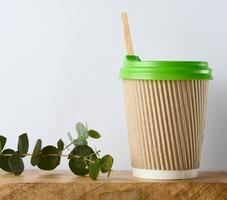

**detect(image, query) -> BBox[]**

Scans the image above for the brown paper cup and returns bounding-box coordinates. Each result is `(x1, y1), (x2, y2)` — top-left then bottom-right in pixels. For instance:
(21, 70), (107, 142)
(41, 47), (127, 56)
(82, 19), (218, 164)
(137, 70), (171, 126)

(123, 80), (209, 179)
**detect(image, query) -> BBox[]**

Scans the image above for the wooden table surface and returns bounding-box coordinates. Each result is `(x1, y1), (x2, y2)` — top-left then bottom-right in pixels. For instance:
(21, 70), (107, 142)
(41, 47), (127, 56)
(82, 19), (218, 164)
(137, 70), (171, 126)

(0, 170), (227, 200)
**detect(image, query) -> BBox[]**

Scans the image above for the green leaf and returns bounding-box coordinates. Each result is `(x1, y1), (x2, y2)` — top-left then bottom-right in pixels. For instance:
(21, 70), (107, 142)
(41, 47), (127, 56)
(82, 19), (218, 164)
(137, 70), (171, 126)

(73, 137), (87, 146)
(76, 122), (88, 138)
(100, 155), (114, 177)
(17, 133), (29, 157)
(68, 145), (97, 161)
(9, 153), (24, 176)
(31, 139), (42, 166)
(69, 157), (88, 176)
(88, 130), (101, 139)
(37, 145), (60, 170)
(89, 159), (101, 180)
(0, 135), (7, 152)
(0, 149), (15, 172)
(57, 139), (64, 152)
(67, 132), (73, 142)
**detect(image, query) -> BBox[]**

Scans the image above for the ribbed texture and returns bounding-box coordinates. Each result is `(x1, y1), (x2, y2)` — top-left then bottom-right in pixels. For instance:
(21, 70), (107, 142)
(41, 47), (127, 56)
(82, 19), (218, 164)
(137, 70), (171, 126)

(123, 80), (209, 170)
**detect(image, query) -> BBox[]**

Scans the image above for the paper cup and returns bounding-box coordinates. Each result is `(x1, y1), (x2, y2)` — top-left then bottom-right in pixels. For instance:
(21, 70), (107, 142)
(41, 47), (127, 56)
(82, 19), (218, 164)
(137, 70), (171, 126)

(120, 55), (213, 179)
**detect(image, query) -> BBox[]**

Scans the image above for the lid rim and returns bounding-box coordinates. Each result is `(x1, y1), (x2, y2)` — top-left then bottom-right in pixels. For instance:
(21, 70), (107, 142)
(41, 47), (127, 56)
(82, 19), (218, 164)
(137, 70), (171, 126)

(120, 55), (213, 80)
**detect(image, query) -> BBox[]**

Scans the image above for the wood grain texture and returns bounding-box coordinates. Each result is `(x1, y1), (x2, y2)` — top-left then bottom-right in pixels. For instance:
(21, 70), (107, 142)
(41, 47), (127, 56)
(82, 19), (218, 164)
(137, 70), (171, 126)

(0, 171), (227, 200)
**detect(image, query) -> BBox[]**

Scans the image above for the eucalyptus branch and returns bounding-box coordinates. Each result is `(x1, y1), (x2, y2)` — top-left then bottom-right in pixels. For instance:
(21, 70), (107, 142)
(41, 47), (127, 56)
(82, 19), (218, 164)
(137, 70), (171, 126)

(0, 122), (114, 180)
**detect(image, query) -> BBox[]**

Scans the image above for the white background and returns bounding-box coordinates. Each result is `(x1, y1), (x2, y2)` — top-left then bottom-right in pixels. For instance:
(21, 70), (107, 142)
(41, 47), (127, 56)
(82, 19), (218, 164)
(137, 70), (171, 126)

(0, 0), (226, 171)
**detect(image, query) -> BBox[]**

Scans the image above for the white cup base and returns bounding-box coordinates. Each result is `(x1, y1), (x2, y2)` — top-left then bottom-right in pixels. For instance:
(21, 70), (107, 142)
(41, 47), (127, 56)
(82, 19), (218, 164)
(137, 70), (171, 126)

(132, 168), (198, 180)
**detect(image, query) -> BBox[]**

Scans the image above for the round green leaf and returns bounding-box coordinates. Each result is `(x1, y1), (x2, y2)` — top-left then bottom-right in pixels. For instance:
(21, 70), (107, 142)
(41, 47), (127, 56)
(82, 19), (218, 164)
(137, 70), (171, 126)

(31, 139), (42, 166)
(88, 130), (101, 139)
(0, 149), (15, 172)
(0, 135), (7, 152)
(100, 155), (114, 177)
(89, 159), (101, 180)
(76, 122), (88, 138)
(17, 133), (29, 157)
(68, 145), (97, 161)
(69, 157), (88, 176)
(9, 153), (24, 176)
(68, 145), (97, 176)
(37, 145), (60, 170)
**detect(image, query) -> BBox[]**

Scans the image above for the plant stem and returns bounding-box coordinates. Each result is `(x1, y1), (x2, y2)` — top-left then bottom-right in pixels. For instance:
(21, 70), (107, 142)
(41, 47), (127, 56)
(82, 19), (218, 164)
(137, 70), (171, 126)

(0, 153), (84, 160)
(84, 157), (95, 164)
(1, 150), (99, 160)
(1, 153), (69, 157)
(62, 141), (74, 152)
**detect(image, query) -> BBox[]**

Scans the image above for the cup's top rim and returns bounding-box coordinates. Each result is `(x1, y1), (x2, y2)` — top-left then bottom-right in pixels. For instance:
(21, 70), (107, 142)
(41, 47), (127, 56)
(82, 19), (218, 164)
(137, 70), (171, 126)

(124, 55), (208, 66)
(119, 55), (213, 80)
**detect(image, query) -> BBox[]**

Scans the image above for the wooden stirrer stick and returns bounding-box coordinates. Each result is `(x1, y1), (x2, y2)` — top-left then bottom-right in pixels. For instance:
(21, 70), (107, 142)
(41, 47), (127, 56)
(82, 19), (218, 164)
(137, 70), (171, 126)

(121, 12), (134, 55)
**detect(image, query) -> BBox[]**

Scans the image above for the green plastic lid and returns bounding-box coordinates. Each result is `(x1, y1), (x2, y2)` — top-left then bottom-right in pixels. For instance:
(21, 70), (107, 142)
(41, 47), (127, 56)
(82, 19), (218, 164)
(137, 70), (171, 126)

(120, 55), (213, 80)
